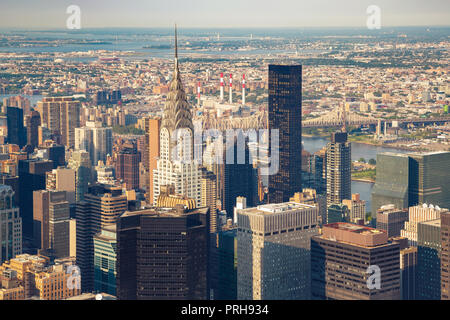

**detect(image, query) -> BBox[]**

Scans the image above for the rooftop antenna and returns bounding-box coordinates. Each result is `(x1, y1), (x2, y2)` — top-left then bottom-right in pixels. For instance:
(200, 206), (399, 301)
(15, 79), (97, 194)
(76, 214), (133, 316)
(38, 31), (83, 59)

(174, 23), (178, 59)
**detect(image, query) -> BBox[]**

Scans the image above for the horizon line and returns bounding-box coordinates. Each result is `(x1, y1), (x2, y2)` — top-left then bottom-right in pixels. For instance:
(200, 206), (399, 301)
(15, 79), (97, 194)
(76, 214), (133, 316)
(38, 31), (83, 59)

(1, 25), (450, 31)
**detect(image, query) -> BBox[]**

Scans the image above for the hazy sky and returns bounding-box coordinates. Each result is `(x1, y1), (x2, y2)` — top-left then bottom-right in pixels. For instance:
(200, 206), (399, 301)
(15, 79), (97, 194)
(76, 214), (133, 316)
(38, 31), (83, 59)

(0, 0), (449, 29)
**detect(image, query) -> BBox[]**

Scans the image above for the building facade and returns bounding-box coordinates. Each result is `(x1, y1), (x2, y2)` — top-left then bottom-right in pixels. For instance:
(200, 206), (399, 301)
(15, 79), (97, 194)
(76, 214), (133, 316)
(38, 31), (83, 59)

(116, 206), (209, 300)
(237, 202), (318, 300)
(0, 185), (22, 264)
(311, 223), (401, 300)
(326, 132), (351, 206)
(267, 64), (302, 204)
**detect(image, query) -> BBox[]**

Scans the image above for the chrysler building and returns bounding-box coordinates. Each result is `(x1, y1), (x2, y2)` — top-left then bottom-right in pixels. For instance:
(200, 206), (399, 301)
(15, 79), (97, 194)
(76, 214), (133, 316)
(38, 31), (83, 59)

(153, 26), (201, 206)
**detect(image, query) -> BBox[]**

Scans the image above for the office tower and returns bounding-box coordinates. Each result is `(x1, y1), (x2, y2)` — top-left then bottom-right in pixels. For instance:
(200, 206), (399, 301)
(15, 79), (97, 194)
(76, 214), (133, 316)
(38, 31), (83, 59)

(75, 121), (113, 167)
(0, 254), (81, 300)
(93, 224), (116, 296)
(33, 190), (70, 259)
(115, 143), (140, 190)
(18, 159), (54, 240)
(401, 203), (447, 246)
(441, 211), (450, 300)
(342, 194), (366, 223)
(237, 202), (318, 300)
(153, 29), (201, 207)
(201, 168), (218, 233)
(212, 226), (237, 300)
(68, 150), (91, 202)
(400, 245), (417, 300)
(116, 205), (209, 300)
(36, 97), (80, 148)
(25, 110), (41, 150)
(376, 205), (409, 238)
(372, 153), (410, 216)
(46, 167), (76, 204)
(76, 185), (127, 292)
(408, 151), (450, 208)
(417, 219), (441, 300)
(311, 223), (401, 300)
(372, 151), (450, 218)
(0, 185), (22, 264)
(144, 117), (160, 204)
(222, 138), (258, 218)
(326, 132), (351, 206)
(327, 203), (350, 223)
(290, 189), (327, 225)
(267, 64), (302, 203)
(6, 107), (26, 148)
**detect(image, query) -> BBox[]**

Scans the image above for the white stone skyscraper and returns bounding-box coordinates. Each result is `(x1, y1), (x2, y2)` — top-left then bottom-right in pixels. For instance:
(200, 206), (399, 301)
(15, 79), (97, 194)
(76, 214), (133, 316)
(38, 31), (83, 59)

(153, 26), (201, 206)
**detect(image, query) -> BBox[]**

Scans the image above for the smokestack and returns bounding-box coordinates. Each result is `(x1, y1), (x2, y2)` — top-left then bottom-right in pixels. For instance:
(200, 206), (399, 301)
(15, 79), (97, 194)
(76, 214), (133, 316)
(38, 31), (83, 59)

(229, 73), (233, 104)
(197, 81), (201, 107)
(384, 121), (387, 136)
(242, 74), (246, 105)
(220, 73), (224, 102)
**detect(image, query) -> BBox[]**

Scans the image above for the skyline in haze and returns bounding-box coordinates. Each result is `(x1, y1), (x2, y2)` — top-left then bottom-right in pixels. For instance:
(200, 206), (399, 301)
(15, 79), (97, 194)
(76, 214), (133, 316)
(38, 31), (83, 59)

(0, 0), (449, 29)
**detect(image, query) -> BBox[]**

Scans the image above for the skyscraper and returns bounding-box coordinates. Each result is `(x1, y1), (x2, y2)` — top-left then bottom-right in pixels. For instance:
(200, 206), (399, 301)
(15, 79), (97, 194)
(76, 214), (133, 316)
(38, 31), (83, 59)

(76, 184), (127, 292)
(0, 185), (22, 264)
(326, 132), (351, 206)
(144, 117), (161, 204)
(93, 224), (116, 296)
(237, 202), (318, 300)
(311, 223), (401, 300)
(33, 190), (70, 259)
(116, 205), (209, 300)
(153, 27), (201, 206)
(36, 97), (80, 148)
(115, 143), (140, 190)
(18, 159), (54, 240)
(75, 121), (113, 167)
(417, 218), (441, 300)
(25, 110), (41, 150)
(6, 107), (26, 148)
(372, 151), (450, 218)
(267, 64), (302, 203)
(200, 168), (218, 233)
(67, 150), (92, 202)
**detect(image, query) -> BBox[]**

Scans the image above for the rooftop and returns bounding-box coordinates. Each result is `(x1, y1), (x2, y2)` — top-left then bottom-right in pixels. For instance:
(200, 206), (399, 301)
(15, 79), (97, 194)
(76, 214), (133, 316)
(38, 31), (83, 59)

(242, 202), (316, 215)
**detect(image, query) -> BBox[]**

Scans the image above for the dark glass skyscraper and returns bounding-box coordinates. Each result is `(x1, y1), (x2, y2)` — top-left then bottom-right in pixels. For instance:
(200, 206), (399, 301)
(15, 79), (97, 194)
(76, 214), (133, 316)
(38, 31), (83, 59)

(372, 151), (450, 220)
(417, 218), (441, 300)
(116, 205), (209, 300)
(7, 106), (26, 148)
(268, 64), (302, 203)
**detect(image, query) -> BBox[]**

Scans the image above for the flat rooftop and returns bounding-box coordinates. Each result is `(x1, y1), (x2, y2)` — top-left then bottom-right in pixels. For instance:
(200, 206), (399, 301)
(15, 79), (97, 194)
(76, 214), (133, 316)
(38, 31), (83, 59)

(321, 222), (389, 247)
(326, 222), (384, 235)
(242, 202), (316, 215)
